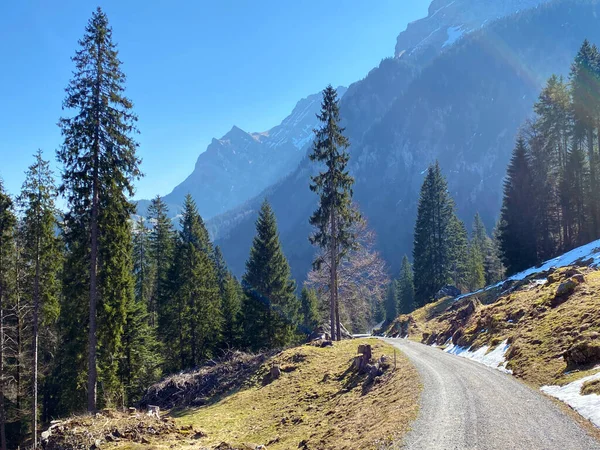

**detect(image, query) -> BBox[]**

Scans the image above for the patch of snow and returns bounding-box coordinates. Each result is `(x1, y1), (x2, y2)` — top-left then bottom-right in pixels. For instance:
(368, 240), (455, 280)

(444, 340), (513, 374)
(442, 26), (464, 48)
(541, 370), (600, 427)
(453, 238), (600, 302)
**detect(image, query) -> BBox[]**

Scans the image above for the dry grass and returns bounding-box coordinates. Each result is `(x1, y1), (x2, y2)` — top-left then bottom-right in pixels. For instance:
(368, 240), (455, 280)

(581, 378), (600, 396)
(115, 339), (420, 450)
(387, 267), (600, 387)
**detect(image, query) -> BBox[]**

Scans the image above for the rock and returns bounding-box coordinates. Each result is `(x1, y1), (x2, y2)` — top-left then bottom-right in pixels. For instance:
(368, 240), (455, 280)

(434, 285), (461, 300)
(564, 341), (600, 367)
(308, 323), (353, 341)
(41, 430), (51, 440)
(572, 273), (586, 283)
(554, 278), (578, 299)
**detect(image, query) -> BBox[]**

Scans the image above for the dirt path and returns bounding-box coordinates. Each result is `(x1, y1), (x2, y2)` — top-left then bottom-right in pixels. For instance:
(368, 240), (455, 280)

(384, 338), (600, 450)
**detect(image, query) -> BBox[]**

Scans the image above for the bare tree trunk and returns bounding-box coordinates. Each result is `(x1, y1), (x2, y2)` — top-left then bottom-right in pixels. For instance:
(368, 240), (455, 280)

(32, 225), (40, 447)
(88, 171), (99, 411)
(329, 211), (336, 342)
(0, 291), (6, 450)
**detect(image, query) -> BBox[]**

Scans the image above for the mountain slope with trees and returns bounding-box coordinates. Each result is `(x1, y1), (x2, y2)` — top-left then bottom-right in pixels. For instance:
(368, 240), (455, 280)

(212, 0), (600, 283)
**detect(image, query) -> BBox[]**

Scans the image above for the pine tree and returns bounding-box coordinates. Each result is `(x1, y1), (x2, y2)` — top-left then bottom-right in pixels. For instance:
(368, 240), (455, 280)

(167, 195), (222, 370)
(499, 137), (537, 275)
(465, 243), (485, 292)
(221, 274), (242, 348)
(560, 146), (589, 248)
(448, 215), (469, 291)
(133, 217), (153, 310)
(413, 162), (455, 305)
(471, 213), (504, 285)
(147, 196), (175, 330)
(570, 40), (600, 238)
(18, 151), (60, 447)
(397, 256), (416, 315)
(299, 287), (319, 335)
(0, 181), (15, 450)
(309, 85), (360, 341)
(384, 282), (398, 323)
(243, 200), (299, 350)
(57, 7), (141, 411)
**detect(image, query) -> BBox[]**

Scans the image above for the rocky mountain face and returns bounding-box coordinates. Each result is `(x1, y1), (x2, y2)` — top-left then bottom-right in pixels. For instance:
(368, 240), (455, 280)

(395, 0), (550, 60)
(137, 87), (346, 220)
(212, 0), (600, 283)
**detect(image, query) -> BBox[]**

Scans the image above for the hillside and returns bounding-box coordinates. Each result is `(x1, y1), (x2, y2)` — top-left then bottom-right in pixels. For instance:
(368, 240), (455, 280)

(213, 0), (600, 282)
(43, 340), (420, 450)
(384, 238), (600, 428)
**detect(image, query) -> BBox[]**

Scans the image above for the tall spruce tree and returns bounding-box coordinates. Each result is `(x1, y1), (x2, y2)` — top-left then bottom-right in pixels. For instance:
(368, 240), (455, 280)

(147, 196), (175, 330)
(57, 7), (141, 411)
(499, 137), (537, 275)
(413, 162), (455, 305)
(221, 274), (242, 348)
(167, 195), (222, 370)
(309, 85), (360, 341)
(397, 255), (416, 315)
(0, 181), (15, 450)
(18, 152), (60, 447)
(243, 200), (299, 350)
(560, 146), (589, 248)
(448, 215), (469, 291)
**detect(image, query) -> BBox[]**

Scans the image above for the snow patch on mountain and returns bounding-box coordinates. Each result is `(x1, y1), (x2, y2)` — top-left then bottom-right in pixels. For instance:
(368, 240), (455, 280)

(443, 25), (465, 47)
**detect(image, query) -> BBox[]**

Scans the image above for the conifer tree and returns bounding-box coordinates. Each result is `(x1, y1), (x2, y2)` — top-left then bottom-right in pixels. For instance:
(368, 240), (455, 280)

(133, 217), (153, 314)
(499, 137), (537, 275)
(147, 196), (175, 329)
(560, 147), (589, 248)
(471, 213), (504, 285)
(299, 287), (319, 334)
(221, 274), (242, 348)
(413, 162), (455, 305)
(18, 151), (60, 447)
(397, 255), (416, 315)
(57, 7), (141, 411)
(384, 282), (398, 323)
(0, 181), (15, 450)
(448, 215), (469, 291)
(570, 40), (600, 238)
(168, 195), (222, 369)
(309, 85), (360, 341)
(465, 243), (485, 292)
(243, 200), (299, 350)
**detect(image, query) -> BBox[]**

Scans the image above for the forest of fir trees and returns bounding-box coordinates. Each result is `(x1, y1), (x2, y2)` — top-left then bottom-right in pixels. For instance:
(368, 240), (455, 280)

(0, 9), (391, 449)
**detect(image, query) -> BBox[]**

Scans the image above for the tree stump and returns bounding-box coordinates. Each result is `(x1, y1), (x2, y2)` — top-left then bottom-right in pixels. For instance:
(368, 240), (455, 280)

(357, 344), (372, 360)
(270, 364), (281, 380)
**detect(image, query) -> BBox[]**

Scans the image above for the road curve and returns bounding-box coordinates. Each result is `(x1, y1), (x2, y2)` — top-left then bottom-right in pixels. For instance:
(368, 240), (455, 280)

(383, 338), (600, 450)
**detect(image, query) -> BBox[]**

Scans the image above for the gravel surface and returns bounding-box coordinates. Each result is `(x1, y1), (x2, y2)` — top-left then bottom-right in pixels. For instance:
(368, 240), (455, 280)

(384, 338), (600, 450)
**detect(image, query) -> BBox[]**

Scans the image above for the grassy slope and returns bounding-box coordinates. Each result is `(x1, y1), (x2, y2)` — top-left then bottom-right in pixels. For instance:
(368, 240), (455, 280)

(386, 267), (600, 387)
(118, 339), (420, 450)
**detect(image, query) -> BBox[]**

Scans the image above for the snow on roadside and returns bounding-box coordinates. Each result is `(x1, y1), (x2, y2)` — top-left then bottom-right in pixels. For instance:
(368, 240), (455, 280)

(444, 340), (513, 374)
(541, 370), (600, 427)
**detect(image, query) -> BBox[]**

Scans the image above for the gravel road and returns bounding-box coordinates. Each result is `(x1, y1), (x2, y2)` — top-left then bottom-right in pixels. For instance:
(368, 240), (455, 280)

(384, 338), (600, 450)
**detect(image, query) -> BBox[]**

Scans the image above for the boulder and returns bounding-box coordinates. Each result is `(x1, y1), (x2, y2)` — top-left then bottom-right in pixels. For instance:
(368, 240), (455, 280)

(434, 285), (462, 300)
(553, 278), (578, 304)
(564, 341), (600, 367)
(308, 323), (353, 341)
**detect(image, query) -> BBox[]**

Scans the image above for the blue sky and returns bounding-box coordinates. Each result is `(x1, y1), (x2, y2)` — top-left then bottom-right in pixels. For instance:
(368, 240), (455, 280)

(0, 0), (428, 200)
